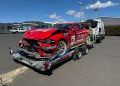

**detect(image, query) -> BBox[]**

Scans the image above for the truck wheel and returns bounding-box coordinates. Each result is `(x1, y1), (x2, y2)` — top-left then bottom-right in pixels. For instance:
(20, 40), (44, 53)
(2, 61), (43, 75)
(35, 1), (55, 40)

(103, 35), (105, 39)
(96, 38), (101, 43)
(73, 48), (82, 61)
(57, 40), (67, 55)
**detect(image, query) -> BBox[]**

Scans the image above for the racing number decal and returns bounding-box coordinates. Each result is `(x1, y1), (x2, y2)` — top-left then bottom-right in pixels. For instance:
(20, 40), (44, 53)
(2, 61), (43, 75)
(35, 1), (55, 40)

(81, 34), (85, 39)
(77, 33), (85, 40)
(71, 35), (75, 44)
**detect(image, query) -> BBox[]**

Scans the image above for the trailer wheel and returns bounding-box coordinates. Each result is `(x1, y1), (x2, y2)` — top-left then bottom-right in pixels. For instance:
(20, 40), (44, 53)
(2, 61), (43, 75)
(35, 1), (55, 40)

(89, 44), (94, 49)
(73, 48), (82, 61)
(57, 40), (67, 55)
(84, 45), (89, 55)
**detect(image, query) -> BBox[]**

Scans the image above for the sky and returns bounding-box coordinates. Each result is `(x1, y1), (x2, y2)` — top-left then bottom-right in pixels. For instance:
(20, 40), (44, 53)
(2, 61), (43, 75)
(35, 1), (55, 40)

(0, 0), (120, 23)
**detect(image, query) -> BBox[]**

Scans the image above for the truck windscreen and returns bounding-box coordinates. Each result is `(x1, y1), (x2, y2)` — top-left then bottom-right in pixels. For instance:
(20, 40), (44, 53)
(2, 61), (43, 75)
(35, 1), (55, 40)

(91, 21), (98, 28)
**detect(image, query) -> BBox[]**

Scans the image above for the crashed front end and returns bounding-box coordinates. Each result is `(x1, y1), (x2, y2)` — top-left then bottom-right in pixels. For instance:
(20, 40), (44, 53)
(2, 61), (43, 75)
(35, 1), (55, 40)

(11, 48), (51, 71)
(19, 38), (58, 57)
(11, 29), (60, 71)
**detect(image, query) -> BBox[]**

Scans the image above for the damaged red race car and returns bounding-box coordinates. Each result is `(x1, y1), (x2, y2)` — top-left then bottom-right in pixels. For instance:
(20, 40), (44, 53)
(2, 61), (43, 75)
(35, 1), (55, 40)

(10, 22), (92, 71)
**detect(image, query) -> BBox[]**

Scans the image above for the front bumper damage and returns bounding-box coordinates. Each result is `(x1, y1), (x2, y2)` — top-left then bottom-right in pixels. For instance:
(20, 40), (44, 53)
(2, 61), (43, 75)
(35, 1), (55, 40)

(11, 49), (50, 71)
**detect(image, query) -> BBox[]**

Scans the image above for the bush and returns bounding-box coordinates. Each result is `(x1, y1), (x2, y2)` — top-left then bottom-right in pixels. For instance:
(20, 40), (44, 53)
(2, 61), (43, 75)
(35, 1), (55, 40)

(105, 25), (120, 36)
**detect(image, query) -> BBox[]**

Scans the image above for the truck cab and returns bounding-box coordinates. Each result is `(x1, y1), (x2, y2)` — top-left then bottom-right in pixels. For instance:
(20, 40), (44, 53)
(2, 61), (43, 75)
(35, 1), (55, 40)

(85, 19), (105, 43)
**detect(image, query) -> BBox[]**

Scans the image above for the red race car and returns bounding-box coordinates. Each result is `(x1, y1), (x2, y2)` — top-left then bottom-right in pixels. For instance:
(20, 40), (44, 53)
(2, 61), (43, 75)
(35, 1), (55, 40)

(19, 22), (91, 57)
(10, 22), (92, 71)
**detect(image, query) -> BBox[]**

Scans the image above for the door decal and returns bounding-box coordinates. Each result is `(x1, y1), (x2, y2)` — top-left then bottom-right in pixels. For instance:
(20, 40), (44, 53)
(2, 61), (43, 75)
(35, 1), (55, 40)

(71, 35), (75, 44)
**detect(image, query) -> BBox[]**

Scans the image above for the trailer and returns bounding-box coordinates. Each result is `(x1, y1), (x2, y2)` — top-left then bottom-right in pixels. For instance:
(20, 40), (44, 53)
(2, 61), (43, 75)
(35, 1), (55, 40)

(9, 43), (89, 71)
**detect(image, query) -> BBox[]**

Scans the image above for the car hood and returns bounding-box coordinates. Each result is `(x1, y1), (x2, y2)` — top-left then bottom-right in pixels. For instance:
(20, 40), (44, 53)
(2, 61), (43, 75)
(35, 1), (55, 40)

(23, 28), (58, 40)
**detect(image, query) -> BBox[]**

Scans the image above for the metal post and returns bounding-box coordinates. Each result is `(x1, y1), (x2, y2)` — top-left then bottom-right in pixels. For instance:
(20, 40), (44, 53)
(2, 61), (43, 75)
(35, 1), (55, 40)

(78, 2), (83, 22)
(93, 7), (99, 19)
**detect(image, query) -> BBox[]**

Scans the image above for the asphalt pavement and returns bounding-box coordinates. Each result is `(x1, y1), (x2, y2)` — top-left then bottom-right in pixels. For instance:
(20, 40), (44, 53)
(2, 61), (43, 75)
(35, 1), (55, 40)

(0, 34), (120, 86)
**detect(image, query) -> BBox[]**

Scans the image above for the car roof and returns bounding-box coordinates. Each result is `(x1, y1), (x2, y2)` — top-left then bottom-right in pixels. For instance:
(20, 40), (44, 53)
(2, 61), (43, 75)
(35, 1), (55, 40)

(55, 22), (80, 24)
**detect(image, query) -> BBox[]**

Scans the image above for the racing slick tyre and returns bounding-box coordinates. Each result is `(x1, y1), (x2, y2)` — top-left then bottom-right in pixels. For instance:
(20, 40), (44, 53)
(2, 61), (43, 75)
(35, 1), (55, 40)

(57, 40), (67, 56)
(86, 36), (92, 46)
(73, 47), (82, 61)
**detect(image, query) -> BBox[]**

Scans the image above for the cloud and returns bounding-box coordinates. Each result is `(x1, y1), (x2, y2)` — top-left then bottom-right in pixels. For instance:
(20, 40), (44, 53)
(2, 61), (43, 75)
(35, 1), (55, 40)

(74, 12), (85, 19)
(48, 13), (65, 22)
(66, 10), (76, 15)
(66, 10), (85, 19)
(49, 13), (60, 20)
(86, 1), (119, 9)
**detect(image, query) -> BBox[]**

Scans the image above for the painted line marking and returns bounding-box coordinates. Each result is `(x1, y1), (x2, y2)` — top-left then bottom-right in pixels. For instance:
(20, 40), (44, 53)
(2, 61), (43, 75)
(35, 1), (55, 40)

(0, 66), (28, 85)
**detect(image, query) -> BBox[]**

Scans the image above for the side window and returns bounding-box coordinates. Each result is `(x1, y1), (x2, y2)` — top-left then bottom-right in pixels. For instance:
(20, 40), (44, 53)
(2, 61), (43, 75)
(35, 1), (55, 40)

(21, 28), (24, 30)
(79, 25), (84, 30)
(73, 24), (84, 30)
(63, 24), (71, 30)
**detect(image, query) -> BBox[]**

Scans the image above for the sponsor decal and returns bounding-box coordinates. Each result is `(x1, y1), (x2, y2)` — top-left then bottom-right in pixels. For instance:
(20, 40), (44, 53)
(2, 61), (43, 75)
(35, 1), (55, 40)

(71, 35), (75, 44)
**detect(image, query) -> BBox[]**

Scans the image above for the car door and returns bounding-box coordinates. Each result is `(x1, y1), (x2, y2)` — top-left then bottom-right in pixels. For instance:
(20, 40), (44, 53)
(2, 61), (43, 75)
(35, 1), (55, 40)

(70, 24), (85, 47)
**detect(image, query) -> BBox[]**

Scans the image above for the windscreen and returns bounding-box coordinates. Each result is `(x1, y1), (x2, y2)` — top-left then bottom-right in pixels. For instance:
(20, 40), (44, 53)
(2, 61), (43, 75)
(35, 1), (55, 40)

(53, 24), (71, 30)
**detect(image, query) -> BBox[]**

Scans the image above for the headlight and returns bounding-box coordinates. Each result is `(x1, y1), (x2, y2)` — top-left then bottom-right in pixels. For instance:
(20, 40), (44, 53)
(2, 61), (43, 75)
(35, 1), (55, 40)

(39, 39), (55, 44)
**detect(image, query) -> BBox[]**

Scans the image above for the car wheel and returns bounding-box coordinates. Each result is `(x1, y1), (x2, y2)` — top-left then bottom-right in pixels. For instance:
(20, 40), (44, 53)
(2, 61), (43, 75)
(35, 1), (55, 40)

(57, 40), (67, 55)
(86, 36), (92, 45)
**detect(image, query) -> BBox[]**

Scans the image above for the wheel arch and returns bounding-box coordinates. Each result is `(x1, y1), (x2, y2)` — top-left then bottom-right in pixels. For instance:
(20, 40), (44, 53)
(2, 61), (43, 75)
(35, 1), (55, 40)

(58, 38), (68, 45)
